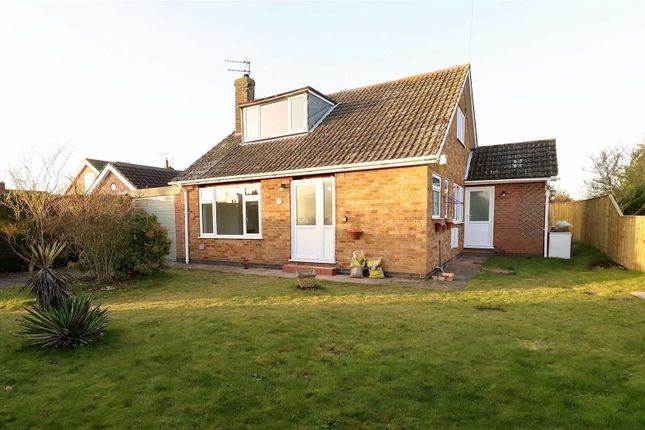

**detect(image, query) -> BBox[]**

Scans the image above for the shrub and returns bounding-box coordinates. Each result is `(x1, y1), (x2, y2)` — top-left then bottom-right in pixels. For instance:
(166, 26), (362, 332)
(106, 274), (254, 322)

(60, 196), (170, 282)
(115, 209), (170, 278)
(22, 241), (74, 309)
(19, 296), (109, 350)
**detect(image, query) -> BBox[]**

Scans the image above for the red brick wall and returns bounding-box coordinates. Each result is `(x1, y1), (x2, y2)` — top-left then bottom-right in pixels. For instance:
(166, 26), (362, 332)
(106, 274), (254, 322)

(492, 182), (546, 255)
(335, 166), (428, 275)
(94, 171), (131, 194)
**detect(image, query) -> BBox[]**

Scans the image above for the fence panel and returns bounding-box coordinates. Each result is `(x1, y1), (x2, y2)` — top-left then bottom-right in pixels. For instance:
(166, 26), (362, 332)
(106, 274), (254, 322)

(550, 195), (645, 271)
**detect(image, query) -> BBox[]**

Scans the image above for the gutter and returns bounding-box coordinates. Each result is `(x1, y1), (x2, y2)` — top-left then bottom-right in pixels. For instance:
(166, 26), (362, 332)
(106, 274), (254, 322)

(170, 155), (440, 187)
(464, 176), (560, 185)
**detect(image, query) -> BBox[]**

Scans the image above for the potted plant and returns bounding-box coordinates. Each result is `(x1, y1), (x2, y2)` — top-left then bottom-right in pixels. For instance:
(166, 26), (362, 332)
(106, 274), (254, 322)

(349, 227), (363, 240)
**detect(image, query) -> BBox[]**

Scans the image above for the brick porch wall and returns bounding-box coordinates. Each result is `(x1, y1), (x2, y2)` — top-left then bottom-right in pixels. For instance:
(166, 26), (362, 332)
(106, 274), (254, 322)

(492, 182), (546, 255)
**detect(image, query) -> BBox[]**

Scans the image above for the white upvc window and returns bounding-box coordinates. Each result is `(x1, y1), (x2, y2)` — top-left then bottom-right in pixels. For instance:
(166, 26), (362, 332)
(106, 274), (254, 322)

(456, 106), (466, 145)
(453, 184), (464, 222)
(199, 183), (262, 239)
(432, 174), (441, 218)
(444, 179), (450, 218)
(243, 94), (307, 142)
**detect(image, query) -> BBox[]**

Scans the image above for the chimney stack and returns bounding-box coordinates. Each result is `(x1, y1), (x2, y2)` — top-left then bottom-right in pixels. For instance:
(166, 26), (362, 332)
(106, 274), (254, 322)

(234, 74), (255, 134)
(164, 158), (170, 169)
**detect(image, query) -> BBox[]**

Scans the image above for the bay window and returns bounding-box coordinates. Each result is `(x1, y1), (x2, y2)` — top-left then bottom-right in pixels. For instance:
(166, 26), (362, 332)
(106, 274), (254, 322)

(199, 184), (261, 238)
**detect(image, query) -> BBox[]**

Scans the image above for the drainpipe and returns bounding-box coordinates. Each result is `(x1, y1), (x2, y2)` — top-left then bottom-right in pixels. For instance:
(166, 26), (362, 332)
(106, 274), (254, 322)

(183, 188), (190, 264)
(543, 180), (550, 258)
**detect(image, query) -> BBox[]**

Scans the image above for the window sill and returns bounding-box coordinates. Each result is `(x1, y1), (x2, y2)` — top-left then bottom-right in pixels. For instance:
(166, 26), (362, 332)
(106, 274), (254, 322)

(198, 235), (263, 240)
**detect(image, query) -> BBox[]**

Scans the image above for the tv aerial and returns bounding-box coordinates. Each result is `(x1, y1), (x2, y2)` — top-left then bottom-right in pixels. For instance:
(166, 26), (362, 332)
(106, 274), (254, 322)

(225, 59), (251, 75)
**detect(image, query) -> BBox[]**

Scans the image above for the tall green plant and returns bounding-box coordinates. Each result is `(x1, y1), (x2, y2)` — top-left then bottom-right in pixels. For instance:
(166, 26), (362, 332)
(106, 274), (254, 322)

(22, 241), (73, 309)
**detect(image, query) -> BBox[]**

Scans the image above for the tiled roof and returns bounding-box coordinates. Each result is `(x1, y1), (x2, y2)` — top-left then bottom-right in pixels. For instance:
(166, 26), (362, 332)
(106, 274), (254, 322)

(110, 162), (183, 189)
(175, 64), (470, 182)
(466, 140), (558, 181)
(86, 158), (108, 172)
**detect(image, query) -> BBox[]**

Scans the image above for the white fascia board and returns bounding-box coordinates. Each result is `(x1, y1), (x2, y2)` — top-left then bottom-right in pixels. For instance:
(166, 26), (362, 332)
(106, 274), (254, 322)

(170, 155), (440, 186)
(464, 176), (559, 185)
(464, 151), (473, 181)
(87, 163), (137, 193)
(308, 89), (335, 107)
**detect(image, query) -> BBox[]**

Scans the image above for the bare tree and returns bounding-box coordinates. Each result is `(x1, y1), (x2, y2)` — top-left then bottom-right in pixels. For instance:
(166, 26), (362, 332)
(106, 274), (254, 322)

(551, 188), (572, 202)
(0, 145), (71, 265)
(58, 194), (135, 283)
(583, 145), (628, 199)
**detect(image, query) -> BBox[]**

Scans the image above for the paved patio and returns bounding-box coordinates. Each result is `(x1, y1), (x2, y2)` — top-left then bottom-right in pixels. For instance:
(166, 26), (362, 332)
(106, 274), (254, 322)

(169, 252), (488, 291)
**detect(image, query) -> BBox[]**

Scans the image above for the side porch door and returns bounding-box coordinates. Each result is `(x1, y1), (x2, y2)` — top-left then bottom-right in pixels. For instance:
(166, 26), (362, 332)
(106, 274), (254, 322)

(464, 186), (495, 249)
(291, 178), (335, 263)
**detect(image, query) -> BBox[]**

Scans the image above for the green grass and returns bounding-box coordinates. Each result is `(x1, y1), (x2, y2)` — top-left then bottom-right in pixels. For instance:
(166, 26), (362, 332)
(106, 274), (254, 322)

(1, 242), (644, 429)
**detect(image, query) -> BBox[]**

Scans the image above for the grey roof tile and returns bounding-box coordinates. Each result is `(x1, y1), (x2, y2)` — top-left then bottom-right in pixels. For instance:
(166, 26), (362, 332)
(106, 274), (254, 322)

(175, 64), (470, 182)
(466, 140), (558, 181)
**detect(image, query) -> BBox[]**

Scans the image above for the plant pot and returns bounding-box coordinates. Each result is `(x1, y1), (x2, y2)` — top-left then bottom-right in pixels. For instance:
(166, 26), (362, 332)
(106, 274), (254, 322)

(349, 229), (363, 240)
(297, 270), (318, 289)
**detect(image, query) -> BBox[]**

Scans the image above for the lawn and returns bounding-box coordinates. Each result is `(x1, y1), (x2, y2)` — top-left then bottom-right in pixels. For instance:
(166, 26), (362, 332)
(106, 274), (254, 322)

(1, 242), (644, 429)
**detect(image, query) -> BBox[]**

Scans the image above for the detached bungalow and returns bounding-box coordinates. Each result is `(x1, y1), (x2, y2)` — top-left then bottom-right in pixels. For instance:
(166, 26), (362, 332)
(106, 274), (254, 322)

(66, 158), (183, 260)
(171, 64), (559, 277)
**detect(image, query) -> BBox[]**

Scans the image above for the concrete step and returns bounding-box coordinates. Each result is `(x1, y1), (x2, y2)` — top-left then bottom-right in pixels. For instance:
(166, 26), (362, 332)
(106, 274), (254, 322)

(282, 264), (339, 276)
(461, 248), (495, 256)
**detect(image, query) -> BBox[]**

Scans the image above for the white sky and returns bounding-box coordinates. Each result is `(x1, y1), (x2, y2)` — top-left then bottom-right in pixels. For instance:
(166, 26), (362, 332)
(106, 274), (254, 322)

(0, 1), (643, 197)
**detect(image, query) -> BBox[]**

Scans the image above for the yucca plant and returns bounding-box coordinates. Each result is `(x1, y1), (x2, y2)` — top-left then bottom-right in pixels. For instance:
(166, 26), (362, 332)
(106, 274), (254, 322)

(19, 296), (109, 350)
(22, 241), (73, 309)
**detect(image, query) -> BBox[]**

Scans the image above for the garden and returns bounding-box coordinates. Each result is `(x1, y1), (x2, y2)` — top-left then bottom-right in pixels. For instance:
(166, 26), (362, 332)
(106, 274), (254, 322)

(1, 242), (644, 429)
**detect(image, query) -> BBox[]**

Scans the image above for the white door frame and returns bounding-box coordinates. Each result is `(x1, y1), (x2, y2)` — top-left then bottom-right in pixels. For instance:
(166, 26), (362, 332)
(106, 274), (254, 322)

(290, 177), (336, 263)
(464, 186), (495, 249)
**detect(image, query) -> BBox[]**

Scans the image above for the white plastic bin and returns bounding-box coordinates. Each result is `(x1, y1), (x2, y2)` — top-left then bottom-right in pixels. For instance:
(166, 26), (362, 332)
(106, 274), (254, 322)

(549, 232), (572, 259)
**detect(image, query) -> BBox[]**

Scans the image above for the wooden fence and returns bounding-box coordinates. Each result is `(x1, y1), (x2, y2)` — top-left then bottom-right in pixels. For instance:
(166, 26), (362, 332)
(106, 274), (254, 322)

(549, 195), (645, 271)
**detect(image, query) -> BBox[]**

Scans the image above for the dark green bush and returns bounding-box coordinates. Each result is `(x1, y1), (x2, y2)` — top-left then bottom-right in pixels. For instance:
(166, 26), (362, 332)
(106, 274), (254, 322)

(0, 198), (26, 272)
(115, 209), (171, 279)
(19, 296), (109, 350)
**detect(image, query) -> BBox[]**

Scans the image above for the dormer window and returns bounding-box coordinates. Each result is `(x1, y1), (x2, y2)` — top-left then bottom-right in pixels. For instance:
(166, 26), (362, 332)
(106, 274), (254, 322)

(242, 90), (334, 142)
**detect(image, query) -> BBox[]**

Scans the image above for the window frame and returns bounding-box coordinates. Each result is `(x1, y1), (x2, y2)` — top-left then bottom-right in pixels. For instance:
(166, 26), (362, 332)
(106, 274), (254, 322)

(456, 106), (466, 145)
(243, 94), (308, 142)
(444, 179), (450, 218)
(198, 183), (262, 239)
(431, 174), (442, 219)
(453, 184), (464, 223)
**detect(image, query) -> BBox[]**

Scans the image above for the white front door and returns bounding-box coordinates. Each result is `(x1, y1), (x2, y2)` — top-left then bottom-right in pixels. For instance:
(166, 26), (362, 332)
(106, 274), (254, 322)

(464, 186), (494, 248)
(291, 178), (335, 262)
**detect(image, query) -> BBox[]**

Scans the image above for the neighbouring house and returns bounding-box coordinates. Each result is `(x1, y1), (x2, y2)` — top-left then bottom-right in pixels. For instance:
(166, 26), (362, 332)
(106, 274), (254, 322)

(66, 159), (183, 260)
(171, 64), (559, 277)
